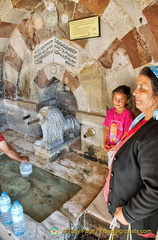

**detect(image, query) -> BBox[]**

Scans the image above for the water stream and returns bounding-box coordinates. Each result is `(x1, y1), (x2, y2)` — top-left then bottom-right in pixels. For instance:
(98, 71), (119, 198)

(19, 124), (33, 177)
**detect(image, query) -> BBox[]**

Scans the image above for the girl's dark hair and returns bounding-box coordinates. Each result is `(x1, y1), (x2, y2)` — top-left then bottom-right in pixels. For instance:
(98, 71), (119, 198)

(112, 85), (131, 99)
(140, 67), (158, 95)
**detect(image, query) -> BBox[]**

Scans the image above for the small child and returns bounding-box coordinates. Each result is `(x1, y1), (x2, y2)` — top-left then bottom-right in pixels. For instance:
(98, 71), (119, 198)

(103, 85), (135, 168)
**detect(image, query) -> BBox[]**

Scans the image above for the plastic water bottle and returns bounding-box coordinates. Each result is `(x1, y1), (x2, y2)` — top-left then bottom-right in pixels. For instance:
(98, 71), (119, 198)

(0, 192), (12, 226)
(11, 201), (25, 236)
(19, 162), (33, 177)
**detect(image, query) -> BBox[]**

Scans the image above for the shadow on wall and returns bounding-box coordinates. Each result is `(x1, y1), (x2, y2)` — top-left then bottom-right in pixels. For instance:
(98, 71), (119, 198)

(0, 101), (8, 132)
(38, 78), (78, 116)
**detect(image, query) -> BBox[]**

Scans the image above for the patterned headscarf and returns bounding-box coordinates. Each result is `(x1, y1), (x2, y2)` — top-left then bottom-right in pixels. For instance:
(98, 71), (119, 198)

(148, 66), (158, 78)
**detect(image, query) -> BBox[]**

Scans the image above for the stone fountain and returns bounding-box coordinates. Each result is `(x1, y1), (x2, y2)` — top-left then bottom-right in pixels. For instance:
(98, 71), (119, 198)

(32, 106), (81, 160)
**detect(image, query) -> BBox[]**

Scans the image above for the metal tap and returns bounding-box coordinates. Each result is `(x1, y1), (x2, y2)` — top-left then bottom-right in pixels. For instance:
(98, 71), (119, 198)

(28, 118), (40, 125)
(83, 128), (96, 138)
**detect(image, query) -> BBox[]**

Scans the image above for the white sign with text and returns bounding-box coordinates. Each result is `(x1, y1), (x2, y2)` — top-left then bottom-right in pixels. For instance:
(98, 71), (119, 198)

(33, 37), (78, 67)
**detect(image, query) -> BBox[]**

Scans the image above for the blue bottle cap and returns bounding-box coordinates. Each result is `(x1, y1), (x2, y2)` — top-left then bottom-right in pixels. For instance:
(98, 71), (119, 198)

(14, 201), (19, 204)
(1, 192), (6, 196)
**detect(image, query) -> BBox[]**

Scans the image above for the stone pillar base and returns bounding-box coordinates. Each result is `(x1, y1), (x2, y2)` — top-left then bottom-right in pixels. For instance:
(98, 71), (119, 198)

(33, 137), (78, 161)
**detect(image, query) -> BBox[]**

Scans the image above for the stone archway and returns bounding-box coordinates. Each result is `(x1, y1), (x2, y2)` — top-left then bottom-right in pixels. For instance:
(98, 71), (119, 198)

(3, 25), (110, 114)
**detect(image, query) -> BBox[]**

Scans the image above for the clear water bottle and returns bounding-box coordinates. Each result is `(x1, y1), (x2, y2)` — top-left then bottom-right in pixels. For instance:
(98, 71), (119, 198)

(0, 192), (12, 226)
(11, 201), (25, 236)
(19, 162), (33, 177)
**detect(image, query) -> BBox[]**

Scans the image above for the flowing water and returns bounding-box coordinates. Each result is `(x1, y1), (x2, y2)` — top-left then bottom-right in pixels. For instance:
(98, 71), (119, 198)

(0, 155), (81, 222)
(19, 124), (32, 177)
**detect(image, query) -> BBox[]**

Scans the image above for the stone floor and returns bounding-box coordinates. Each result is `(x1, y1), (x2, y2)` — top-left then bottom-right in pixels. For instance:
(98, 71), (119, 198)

(0, 129), (112, 240)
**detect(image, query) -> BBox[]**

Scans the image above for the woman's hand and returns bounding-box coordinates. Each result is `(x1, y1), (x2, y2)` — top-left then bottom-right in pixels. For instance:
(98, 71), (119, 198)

(114, 207), (129, 225)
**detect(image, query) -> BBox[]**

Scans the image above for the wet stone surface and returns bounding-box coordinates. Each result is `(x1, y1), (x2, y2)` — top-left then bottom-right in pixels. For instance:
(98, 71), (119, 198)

(1, 176), (30, 197)
(0, 156), (81, 222)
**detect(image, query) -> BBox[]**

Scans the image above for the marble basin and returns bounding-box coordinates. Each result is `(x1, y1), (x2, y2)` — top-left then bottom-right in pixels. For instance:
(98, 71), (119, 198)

(0, 129), (108, 240)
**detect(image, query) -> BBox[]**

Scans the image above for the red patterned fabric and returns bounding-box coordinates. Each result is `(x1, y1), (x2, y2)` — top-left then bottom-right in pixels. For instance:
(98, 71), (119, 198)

(0, 133), (5, 142)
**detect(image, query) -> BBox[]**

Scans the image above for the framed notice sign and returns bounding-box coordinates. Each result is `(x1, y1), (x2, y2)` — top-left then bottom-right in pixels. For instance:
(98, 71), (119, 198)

(69, 16), (100, 40)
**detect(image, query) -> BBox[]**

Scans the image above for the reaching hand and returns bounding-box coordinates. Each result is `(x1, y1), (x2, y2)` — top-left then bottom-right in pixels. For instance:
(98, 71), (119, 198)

(20, 156), (30, 162)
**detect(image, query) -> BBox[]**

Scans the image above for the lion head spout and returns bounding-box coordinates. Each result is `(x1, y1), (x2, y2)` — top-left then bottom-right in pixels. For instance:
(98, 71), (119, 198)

(34, 106), (80, 150)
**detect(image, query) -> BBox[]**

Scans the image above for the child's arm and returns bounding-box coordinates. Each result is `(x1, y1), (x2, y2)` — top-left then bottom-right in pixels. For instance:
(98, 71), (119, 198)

(121, 132), (127, 140)
(104, 126), (110, 152)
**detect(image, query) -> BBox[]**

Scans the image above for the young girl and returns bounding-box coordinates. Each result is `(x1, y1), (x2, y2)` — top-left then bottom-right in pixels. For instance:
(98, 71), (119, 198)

(103, 85), (135, 168)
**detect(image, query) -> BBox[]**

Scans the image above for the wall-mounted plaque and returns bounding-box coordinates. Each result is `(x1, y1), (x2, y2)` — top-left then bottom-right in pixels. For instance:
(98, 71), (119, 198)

(33, 37), (78, 67)
(69, 16), (100, 40)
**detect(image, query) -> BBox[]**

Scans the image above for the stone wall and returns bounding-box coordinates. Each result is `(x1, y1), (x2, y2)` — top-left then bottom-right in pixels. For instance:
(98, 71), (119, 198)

(3, 99), (42, 138)
(0, 100), (8, 132)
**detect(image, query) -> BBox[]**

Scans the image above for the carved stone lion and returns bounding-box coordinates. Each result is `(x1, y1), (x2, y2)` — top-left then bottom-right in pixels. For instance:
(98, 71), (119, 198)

(34, 106), (80, 150)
